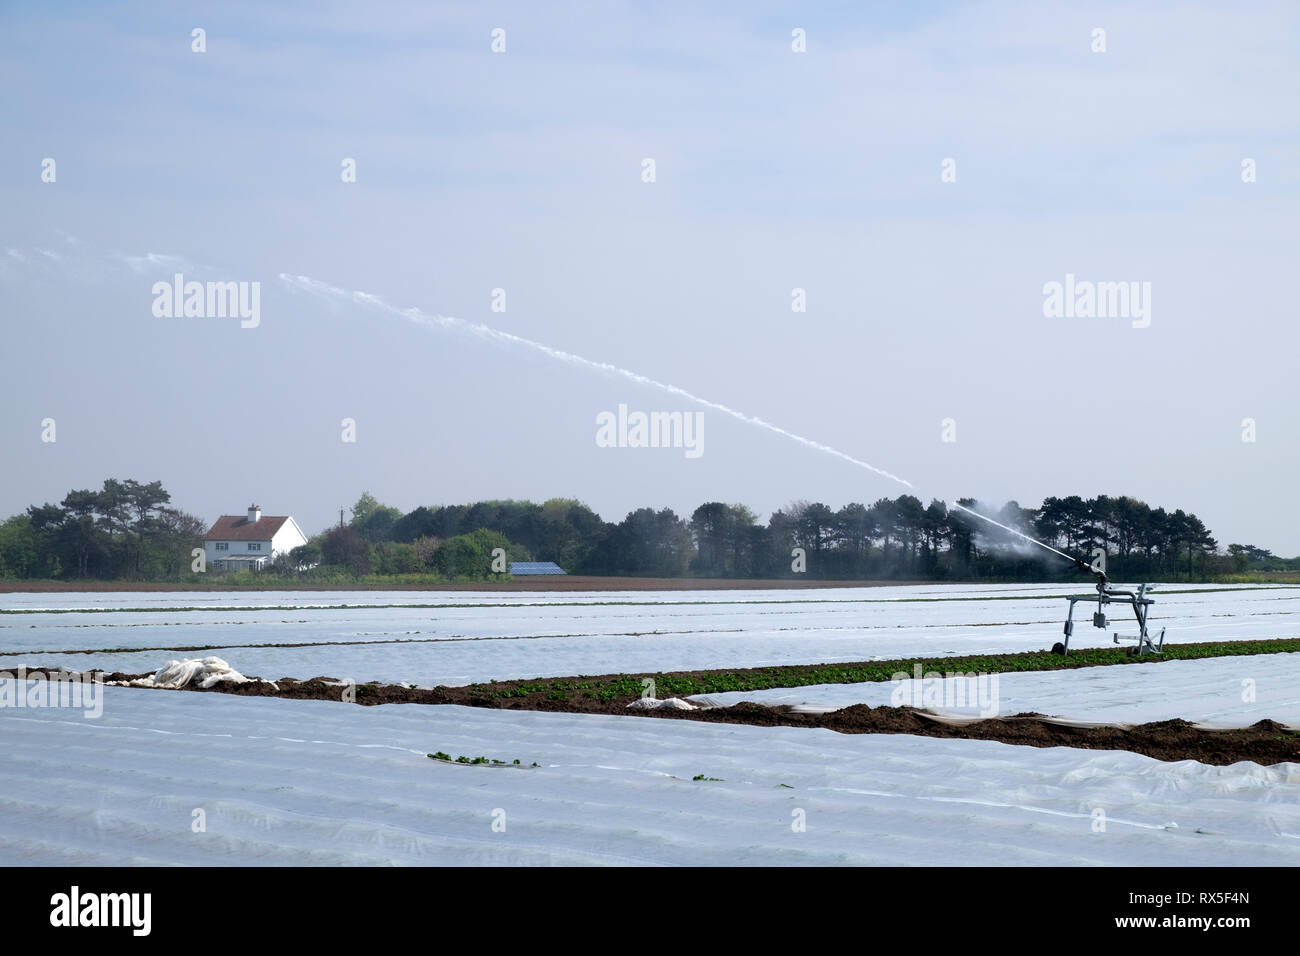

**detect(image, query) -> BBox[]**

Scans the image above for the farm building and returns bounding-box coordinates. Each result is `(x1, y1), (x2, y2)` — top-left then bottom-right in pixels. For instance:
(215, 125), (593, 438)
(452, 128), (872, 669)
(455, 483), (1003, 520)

(203, 505), (308, 571)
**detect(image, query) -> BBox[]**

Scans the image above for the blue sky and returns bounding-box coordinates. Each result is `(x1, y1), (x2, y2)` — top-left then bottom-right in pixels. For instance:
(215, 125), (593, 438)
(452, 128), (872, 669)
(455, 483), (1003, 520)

(2, 1), (1298, 553)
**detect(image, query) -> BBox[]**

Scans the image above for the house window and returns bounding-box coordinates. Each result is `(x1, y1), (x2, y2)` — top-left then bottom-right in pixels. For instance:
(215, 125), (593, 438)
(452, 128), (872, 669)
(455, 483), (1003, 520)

(248, 543), (262, 551)
(215, 542), (229, 551)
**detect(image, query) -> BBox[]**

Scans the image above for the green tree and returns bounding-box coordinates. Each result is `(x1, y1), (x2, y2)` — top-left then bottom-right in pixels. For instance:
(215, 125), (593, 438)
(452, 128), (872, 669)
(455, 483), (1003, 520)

(321, 525), (372, 576)
(122, 479), (171, 577)
(350, 492), (403, 542)
(153, 507), (207, 579)
(1226, 543), (1249, 573)
(0, 515), (41, 579)
(689, 503), (756, 576)
(372, 541), (423, 574)
(433, 528), (525, 578)
(289, 542), (323, 571)
(608, 507), (693, 576)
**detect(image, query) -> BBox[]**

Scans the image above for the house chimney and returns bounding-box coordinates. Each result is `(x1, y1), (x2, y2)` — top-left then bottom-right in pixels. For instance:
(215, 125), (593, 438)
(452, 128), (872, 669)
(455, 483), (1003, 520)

(248, 504), (261, 523)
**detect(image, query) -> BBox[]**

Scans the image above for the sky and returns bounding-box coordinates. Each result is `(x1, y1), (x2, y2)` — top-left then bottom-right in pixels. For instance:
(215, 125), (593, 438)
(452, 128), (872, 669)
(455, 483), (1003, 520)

(1, 1), (1297, 553)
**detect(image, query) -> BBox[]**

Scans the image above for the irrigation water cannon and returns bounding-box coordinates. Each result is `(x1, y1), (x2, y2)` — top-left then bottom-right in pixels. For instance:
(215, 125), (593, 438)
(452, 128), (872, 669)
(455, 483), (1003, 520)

(942, 503), (1167, 657)
(1052, 557), (1165, 656)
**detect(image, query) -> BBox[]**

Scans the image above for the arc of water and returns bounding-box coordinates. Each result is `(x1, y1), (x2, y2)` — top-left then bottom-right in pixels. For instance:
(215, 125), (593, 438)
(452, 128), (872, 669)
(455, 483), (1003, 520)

(281, 272), (1083, 566)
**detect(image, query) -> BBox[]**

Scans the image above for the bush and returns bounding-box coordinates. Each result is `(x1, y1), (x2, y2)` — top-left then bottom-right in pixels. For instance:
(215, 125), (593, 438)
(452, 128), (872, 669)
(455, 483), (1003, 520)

(372, 541), (423, 575)
(433, 528), (528, 578)
(320, 526), (371, 576)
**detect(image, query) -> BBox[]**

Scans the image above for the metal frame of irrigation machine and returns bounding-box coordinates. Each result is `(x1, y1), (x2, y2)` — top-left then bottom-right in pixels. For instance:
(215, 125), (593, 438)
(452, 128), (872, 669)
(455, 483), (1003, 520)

(1054, 561), (1166, 656)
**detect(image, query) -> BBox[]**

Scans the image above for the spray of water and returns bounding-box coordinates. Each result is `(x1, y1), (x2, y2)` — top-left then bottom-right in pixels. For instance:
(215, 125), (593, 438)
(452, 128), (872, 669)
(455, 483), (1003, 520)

(280, 274), (915, 488)
(948, 502), (1075, 562)
(280, 273), (1082, 566)
(0, 245), (1074, 565)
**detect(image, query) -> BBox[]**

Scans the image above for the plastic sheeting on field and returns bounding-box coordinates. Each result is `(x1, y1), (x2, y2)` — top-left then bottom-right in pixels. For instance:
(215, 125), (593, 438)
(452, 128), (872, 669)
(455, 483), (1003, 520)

(108, 657), (277, 691)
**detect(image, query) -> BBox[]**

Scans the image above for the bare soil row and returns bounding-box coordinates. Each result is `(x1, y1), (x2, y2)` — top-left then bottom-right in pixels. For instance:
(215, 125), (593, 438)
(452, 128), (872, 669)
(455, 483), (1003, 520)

(46, 662), (1300, 767)
(0, 577), (927, 593)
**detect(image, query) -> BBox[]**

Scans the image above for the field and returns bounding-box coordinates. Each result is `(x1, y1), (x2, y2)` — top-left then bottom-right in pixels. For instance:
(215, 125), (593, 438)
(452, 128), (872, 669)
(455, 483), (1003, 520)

(1, 582), (1298, 865)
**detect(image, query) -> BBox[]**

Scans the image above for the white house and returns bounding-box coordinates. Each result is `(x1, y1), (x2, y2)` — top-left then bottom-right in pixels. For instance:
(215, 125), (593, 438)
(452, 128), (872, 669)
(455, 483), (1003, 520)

(203, 505), (309, 572)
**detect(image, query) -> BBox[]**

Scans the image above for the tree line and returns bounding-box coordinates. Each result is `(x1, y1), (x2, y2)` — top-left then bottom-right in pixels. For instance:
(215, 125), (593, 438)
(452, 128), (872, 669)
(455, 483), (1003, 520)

(0, 479), (206, 580)
(1, 481), (1293, 583)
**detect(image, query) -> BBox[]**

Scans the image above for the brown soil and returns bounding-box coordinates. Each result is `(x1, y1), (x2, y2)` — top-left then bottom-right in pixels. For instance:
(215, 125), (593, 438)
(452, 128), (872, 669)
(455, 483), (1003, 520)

(0, 577), (926, 593)
(38, 666), (1300, 768)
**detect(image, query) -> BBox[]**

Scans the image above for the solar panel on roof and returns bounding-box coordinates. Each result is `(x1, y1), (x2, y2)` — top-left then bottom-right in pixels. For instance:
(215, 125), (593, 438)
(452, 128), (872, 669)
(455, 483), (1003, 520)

(508, 561), (567, 575)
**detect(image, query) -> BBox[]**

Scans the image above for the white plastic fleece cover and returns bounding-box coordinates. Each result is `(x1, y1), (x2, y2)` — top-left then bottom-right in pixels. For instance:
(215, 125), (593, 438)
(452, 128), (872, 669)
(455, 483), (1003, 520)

(108, 657), (276, 691)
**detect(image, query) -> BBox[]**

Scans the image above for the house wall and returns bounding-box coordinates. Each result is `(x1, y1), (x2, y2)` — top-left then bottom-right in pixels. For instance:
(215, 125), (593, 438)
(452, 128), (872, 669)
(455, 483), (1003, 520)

(204, 537), (272, 569)
(270, 519), (308, 557)
(204, 517), (307, 570)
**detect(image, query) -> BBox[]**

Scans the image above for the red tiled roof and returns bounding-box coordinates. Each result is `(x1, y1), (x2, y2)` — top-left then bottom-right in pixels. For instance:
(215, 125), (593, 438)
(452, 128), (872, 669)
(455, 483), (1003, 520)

(204, 515), (290, 541)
